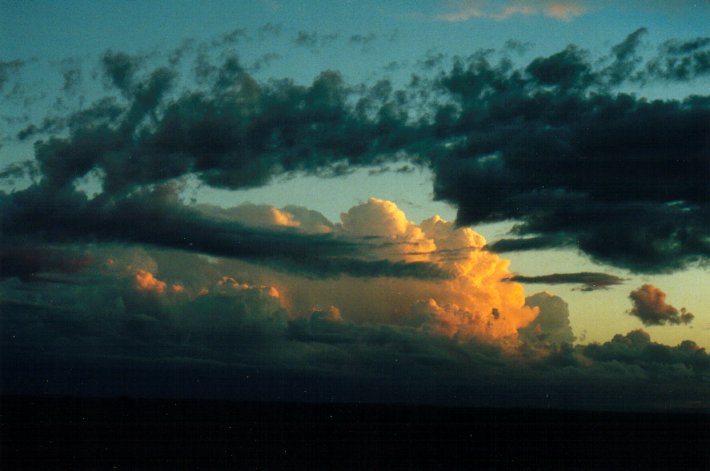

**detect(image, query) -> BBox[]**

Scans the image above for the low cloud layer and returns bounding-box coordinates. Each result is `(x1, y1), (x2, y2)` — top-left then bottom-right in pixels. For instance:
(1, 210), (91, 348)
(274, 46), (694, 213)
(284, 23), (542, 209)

(628, 284), (694, 326)
(1, 248), (707, 410)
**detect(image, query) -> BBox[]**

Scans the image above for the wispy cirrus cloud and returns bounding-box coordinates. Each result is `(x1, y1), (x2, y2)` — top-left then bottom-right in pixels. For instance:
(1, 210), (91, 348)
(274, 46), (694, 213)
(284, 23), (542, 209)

(435, 1), (587, 22)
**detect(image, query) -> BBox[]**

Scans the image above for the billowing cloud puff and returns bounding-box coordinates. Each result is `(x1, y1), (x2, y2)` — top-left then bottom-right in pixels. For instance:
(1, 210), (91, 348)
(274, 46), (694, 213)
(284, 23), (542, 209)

(271, 198), (537, 341)
(628, 284), (694, 326)
(519, 291), (575, 345)
(134, 269), (167, 294)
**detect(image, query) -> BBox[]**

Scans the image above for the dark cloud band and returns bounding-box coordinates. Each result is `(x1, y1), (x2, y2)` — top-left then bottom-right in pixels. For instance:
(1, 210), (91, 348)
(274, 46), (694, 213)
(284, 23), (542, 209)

(506, 272), (624, 291)
(3, 29), (710, 273)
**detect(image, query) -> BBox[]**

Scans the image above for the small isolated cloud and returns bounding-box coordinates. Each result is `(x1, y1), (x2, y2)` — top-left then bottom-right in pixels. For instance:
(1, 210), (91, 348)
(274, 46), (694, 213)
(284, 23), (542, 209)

(506, 272), (624, 291)
(257, 22), (283, 39)
(436, 1), (587, 22)
(292, 31), (339, 51)
(0, 59), (26, 91)
(349, 33), (379, 53)
(628, 284), (694, 326)
(212, 27), (250, 47)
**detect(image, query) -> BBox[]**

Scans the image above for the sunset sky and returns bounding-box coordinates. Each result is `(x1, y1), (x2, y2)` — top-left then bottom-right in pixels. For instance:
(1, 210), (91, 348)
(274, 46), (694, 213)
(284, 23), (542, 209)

(1, 0), (709, 411)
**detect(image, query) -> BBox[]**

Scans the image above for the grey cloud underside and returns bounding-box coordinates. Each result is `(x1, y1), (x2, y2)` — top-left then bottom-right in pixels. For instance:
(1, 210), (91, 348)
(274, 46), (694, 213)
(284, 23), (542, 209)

(4, 29), (710, 272)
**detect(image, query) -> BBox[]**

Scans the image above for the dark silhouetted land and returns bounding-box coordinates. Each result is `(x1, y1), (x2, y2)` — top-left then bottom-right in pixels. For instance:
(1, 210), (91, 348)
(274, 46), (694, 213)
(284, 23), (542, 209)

(2, 395), (708, 469)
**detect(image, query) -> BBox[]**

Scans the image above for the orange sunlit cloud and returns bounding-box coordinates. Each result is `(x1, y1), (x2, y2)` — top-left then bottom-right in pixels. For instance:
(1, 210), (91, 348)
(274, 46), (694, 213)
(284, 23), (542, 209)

(122, 199), (539, 344)
(134, 269), (167, 294)
(273, 198), (538, 342)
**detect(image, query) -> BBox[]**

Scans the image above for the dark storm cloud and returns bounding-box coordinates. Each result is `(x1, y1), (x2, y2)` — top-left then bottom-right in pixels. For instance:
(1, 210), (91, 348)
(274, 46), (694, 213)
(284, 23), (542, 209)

(0, 246), (91, 281)
(525, 45), (594, 90)
(7, 29), (710, 273)
(628, 284), (695, 326)
(17, 116), (65, 140)
(506, 272), (624, 291)
(26, 53), (410, 194)
(429, 29), (710, 272)
(503, 39), (532, 56)
(0, 160), (39, 183)
(602, 27), (647, 86)
(101, 50), (143, 95)
(639, 36), (710, 82)
(487, 235), (573, 252)
(0, 184), (448, 280)
(417, 50), (447, 71)
(579, 330), (708, 379)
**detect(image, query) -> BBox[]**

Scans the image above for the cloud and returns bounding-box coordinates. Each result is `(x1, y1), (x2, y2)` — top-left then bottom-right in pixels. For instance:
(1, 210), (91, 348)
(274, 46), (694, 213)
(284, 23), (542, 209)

(544, 2), (586, 20)
(212, 27), (250, 47)
(292, 31), (340, 51)
(601, 27), (648, 86)
(2, 255), (708, 410)
(257, 22), (283, 39)
(487, 235), (572, 253)
(58, 58), (83, 96)
(428, 32), (710, 273)
(254, 198), (537, 341)
(506, 272), (624, 291)
(6, 31), (710, 276)
(349, 33), (377, 52)
(100, 50), (143, 95)
(1, 193), (540, 341)
(519, 291), (575, 345)
(0, 246), (92, 282)
(436, 1), (587, 22)
(0, 186), (449, 281)
(628, 284), (694, 326)
(251, 53), (281, 72)
(0, 59), (26, 92)
(579, 329), (708, 381)
(639, 36), (710, 82)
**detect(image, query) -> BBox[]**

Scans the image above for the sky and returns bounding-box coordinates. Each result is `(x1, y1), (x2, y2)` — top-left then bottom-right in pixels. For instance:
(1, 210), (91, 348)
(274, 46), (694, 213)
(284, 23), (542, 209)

(1, 0), (709, 411)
